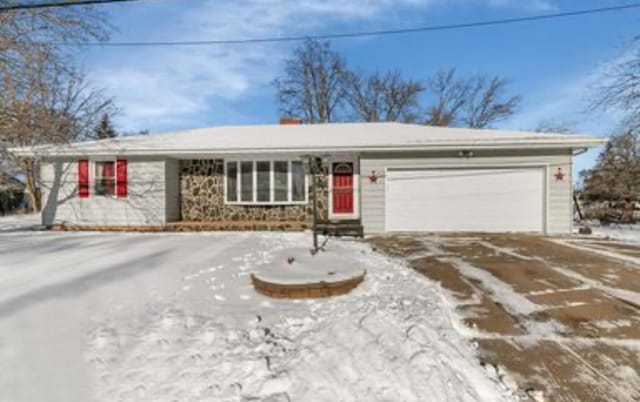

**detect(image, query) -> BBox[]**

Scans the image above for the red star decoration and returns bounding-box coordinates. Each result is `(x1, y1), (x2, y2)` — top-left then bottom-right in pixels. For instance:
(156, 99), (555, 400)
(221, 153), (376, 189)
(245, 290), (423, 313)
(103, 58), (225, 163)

(554, 168), (565, 181)
(368, 170), (379, 183)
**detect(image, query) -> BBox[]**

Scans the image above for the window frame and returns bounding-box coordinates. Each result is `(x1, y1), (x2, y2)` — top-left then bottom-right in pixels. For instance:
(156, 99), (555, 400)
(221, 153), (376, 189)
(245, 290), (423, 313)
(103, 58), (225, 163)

(93, 160), (117, 198)
(223, 159), (309, 206)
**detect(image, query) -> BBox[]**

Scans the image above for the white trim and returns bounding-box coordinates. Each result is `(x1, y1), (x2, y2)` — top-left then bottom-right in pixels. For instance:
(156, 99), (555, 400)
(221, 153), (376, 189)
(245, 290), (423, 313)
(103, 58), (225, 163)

(383, 162), (554, 170)
(225, 201), (309, 206)
(544, 165), (550, 235)
(328, 155), (360, 220)
(14, 121), (606, 158)
(383, 163), (550, 234)
(383, 168), (389, 233)
(224, 158), (309, 206)
(25, 142), (607, 158)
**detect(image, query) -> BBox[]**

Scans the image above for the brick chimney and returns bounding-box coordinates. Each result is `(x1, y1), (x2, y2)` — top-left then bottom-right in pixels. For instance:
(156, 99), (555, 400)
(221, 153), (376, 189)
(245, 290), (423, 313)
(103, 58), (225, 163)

(279, 117), (303, 125)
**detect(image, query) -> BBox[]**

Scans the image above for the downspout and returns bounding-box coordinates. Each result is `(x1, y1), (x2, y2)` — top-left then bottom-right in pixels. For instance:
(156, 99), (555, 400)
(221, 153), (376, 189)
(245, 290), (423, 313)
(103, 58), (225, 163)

(573, 147), (589, 156)
(572, 147), (588, 229)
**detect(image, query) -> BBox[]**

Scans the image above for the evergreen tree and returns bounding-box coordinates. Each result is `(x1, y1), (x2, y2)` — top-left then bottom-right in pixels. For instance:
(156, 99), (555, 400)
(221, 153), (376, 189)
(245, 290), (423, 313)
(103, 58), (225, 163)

(95, 114), (118, 140)
(581, 130), (640, 202)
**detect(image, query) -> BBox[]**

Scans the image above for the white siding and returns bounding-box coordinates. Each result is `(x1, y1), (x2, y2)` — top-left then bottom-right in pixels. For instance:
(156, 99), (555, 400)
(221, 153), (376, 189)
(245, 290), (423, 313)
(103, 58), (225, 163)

(41, 157), (168, 226)
(165, 158), (181, 222)
(360, 150), (573, 235)
(548, 160), (573, 234)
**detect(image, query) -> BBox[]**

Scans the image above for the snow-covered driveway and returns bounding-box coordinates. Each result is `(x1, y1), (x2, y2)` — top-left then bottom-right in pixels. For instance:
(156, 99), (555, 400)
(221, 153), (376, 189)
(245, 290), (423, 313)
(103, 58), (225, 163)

(0, 216), (513, 402)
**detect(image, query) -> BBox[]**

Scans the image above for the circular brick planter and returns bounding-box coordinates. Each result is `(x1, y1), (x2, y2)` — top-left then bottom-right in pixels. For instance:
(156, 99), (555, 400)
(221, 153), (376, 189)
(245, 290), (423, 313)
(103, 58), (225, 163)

(251, 270), (366, 299)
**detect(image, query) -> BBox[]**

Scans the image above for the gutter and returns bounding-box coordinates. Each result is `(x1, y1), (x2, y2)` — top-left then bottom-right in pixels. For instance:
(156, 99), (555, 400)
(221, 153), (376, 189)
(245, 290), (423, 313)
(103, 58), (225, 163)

(573, 147), (589, 156)
(9, 140), (609, 158)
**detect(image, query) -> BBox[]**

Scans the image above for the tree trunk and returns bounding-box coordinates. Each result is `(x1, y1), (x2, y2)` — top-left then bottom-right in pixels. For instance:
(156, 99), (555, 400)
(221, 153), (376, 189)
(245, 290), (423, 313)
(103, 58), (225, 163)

(19, 158), (41, 212)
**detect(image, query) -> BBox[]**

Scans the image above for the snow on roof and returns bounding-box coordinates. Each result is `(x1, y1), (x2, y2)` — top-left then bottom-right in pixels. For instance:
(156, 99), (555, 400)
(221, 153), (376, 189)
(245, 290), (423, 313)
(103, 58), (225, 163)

(9, 122), (606, 157)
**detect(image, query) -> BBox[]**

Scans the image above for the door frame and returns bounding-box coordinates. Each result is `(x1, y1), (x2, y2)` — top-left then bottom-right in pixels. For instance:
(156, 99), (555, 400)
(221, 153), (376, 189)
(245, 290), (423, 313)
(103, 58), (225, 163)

(328, 154), (360, 220)
(383, 164), (549, 234)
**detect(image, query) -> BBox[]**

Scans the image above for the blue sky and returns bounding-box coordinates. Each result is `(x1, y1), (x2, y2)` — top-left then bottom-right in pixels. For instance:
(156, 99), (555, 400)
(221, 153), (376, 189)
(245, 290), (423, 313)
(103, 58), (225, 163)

(77, 0), (640, 178)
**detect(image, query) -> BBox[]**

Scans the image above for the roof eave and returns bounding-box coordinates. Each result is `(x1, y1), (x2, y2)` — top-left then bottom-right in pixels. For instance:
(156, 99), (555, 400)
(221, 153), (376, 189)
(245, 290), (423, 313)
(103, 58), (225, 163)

(12, 139), (608, 158)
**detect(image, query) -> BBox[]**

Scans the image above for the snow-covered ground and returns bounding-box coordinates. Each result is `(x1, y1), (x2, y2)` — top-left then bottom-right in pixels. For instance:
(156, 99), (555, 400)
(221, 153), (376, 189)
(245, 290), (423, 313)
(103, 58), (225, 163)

(589, 225), (640, 244)
(0, 214), (515, 402)
(0, 213), (41, 232)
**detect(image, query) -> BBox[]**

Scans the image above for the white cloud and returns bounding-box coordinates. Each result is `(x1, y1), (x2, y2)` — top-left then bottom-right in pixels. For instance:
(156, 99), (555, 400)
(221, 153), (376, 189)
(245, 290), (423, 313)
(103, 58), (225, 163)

(91, 0), (437, 131)
(500, 50), (635, 178)
(90, 0), (558, 132)
(487, 0), (556, 12)
(504, 49), (632, 135)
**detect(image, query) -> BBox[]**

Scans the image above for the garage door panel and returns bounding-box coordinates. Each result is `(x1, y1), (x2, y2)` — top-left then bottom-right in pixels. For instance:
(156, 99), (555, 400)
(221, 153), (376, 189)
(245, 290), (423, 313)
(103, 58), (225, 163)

(385, 168), (544, 233)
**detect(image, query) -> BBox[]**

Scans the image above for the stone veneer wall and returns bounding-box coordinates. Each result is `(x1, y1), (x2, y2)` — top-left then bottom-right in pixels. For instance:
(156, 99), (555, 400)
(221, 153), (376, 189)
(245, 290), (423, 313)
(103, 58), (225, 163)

(180, 159), (328, 222)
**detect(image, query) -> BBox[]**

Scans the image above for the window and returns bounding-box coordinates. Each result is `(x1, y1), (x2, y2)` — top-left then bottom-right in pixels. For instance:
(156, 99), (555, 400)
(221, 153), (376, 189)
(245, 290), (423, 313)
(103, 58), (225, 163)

(256, 161), (270, 202)
(274, 161), (288, 202)
(240, 161), (253, 202)
(226, 162), (237, 202)
(225, 160), (307, 204)
(76, 159), (127, 199)
(95, 161), (115, 196)
(291, 161), (305, 202)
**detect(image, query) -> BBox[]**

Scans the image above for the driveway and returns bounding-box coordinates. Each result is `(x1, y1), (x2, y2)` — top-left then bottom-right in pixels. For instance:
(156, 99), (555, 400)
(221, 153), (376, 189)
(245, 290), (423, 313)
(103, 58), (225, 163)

(0, 217), (514, 402)
(369, 234), (640, 402)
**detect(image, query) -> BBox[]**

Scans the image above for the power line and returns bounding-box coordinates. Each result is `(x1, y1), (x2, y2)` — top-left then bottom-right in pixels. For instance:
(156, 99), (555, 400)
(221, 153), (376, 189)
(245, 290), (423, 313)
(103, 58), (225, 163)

(54, 2), (640, 47)
(0, 0), (143, 12)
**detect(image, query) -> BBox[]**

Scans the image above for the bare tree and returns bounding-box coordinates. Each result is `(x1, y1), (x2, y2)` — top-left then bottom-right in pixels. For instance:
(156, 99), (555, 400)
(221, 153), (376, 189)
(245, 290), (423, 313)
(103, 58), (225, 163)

(533, 120), (573, 134)
(592, 47), (640, 125)
(0, 52), (113, 211)
(425, 69), (468, 127)
(273, 39), (347, 123)
(0, 4), (112, 212)
(121, 129), (150, 137)
(344, 69), (424, 122)
(425, 69), (521, 128)
(464, 75), (521, 128)
(0, 6), (108, 82)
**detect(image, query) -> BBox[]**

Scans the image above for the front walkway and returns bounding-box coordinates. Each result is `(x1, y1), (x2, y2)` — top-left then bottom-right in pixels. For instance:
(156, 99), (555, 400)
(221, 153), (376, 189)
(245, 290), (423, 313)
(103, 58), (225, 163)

(369, 234), (640, 402)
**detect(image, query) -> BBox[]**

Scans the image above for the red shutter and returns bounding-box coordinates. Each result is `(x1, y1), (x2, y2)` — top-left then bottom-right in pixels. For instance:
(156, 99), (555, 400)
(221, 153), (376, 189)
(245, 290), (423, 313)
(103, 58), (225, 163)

(78, 159), (89, 198)
(116, 159), (128, 198)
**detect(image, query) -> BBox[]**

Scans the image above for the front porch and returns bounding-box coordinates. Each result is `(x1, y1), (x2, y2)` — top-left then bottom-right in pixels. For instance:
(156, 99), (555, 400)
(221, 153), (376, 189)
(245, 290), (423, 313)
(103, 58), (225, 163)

(317, 219), (364, 237)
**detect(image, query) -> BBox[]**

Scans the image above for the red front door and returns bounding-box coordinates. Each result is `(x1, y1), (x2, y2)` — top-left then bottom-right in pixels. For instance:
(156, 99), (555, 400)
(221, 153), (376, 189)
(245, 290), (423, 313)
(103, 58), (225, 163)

(332, 162), (354, 214)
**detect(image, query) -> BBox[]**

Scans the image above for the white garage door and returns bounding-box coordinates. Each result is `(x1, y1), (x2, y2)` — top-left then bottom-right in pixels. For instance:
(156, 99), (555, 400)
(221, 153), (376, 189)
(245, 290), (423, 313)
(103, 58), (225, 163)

(385, 168), (544, 233)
